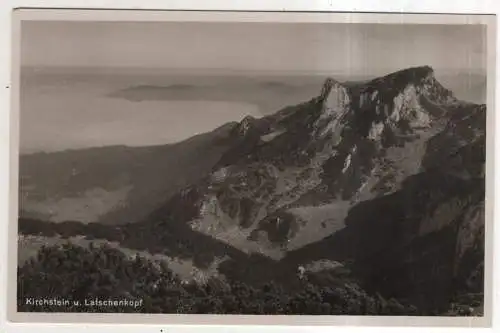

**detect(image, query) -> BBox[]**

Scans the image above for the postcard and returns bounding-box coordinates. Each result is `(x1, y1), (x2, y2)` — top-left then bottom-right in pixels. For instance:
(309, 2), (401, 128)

(8, 9), (496, 327)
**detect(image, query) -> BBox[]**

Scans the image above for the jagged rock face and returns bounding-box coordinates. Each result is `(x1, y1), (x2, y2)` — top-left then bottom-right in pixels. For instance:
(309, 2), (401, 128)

(234, 115), (257, 136)
(150, 66), (485, 270)
(313, 79), (351, 141)
(357, 67), (454, 140)
(392, 85), (430, 127)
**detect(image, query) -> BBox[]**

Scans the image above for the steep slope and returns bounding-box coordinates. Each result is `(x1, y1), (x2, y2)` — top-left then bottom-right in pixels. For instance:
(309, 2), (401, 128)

(282, 104), (486, 312)
(19, 122), (239, 225)
(149, 66), (471, 259)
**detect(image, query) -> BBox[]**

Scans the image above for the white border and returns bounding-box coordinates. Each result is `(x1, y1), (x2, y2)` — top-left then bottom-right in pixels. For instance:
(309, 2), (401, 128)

(1, 1), (499, 333)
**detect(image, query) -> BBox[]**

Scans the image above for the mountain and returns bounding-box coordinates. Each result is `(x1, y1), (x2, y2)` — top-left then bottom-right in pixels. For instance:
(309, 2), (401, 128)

(18, 66), (486, 314)
(282, 134), (485, 312)
(129, 65), (486, 311)
(146, 66), (478, 257)
(19, 122), (240, 225)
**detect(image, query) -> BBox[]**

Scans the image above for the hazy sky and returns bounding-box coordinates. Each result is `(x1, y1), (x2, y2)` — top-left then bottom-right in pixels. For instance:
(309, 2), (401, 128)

(21, 21), (487, 74)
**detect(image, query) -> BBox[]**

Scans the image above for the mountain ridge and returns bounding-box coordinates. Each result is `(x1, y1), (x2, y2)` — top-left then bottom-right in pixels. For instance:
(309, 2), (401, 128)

(18, 65), (486, 314)
(137, 65), (484, 260)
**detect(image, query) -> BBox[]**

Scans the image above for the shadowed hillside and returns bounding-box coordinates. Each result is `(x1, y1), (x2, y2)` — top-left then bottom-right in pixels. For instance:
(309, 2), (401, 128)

(19, 122), (240, 225)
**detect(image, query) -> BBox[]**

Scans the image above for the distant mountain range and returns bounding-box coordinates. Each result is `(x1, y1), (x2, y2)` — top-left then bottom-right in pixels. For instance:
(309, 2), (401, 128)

(18, 66), (486, 314)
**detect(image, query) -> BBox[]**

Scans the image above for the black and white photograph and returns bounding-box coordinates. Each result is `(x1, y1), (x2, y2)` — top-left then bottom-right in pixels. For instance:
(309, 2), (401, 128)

(11, 10), (494, 323)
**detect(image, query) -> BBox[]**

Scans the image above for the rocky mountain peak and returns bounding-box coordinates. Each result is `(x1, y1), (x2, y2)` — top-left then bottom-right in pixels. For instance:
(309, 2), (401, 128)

(345, 66), (457, 144)
(369, 66), (435, 90)
(390, 65), (435, 84)
(319, 77), (347, 100)
(321, 79), (350, 109)
(313, 78), (351, 140)
(365, 65), (454, 105)
(234, 115), (257, 136)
